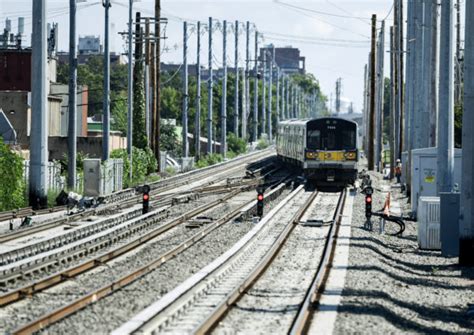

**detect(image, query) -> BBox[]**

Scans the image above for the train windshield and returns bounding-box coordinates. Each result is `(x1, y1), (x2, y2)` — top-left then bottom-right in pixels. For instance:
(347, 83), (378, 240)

(307, 120), (356, 150)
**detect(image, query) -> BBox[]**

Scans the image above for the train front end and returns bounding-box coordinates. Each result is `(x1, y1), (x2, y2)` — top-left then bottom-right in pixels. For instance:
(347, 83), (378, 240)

(304, 118), (358, 186)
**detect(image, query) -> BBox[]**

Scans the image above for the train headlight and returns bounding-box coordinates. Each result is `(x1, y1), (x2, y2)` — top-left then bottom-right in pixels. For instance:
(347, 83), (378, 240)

(344, 152), (356, 160)
(306, 151), (314, 159)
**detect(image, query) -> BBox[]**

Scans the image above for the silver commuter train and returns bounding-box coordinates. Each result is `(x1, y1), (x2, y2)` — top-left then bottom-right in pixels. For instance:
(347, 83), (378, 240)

(276, 117), (359, 186)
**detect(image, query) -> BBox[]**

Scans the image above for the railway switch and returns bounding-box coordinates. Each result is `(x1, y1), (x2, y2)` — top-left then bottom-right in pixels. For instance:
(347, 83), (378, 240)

(257, 191), (264, 217)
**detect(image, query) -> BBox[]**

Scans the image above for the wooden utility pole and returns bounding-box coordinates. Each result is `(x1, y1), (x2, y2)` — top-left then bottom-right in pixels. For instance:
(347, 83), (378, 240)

(150, 39), (156, 153)
(154, 0), (161, 169)
(145, 19), (151, 146)
(394, 1), (400, 160)
(368, 14), (377, 171)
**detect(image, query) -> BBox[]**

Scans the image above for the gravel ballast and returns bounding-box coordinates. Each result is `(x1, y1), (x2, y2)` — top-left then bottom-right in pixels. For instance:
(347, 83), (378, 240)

(4, 189), (290, 334)
(213, 192), (341, 334)
(333, 171), (474, 334)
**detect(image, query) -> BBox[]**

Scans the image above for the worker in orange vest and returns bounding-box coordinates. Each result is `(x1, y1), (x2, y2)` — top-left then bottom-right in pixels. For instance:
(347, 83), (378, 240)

(395, 159), (402, 184)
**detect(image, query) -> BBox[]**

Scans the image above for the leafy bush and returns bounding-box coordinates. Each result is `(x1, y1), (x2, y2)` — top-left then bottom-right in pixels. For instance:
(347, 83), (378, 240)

(0, 139), (26, 210)
(256, 138), (269, 150)
(59, 151), (89, 176)
(111, 146), (157, 187)
(160, 123), (182, 157)
(195, 153), (224, 169)
(227, 133), (247, 155)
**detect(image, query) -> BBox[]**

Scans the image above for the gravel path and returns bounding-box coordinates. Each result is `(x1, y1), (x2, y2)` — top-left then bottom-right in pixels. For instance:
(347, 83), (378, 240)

(213, 192), (341, 334)
(333, 171), (474, 334)
(7, 189), (290, 334)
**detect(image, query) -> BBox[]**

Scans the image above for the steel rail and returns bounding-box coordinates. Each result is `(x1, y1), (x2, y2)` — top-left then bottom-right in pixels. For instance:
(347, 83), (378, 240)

(289, 188), (347, 335)
(0, 149), (273, 242)
(0, 188), (246, 305)
(194, 189), (320, 334)
(112, 184), (305, 335)
(11, 183), (287, 335)
(0, 162), (276, 246)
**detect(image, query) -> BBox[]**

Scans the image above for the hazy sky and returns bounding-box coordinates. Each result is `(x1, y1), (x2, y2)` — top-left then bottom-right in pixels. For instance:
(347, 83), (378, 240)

(1, 0), (397, 113)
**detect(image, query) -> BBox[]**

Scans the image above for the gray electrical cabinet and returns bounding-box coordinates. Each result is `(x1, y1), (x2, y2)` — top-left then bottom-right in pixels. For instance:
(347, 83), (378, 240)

(410, 147), (462, 215)
(440, 192), (460, 257)
(84, 159), (101, 197)
(83, 159), (124, 197)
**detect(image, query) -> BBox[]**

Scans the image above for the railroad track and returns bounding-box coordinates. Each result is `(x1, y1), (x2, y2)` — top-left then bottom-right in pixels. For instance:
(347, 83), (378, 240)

(0, 149), (273, 224)
(110, 185), (312, 333)
(0, 172), (279, 286)
(7, 181), (290, 334)
(0, 150), (276, 245)
(112, 187), (346, 335)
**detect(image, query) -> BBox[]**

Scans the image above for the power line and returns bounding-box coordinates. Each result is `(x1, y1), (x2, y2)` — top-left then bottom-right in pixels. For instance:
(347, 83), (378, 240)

(273, 1), (370, 39)
(274, 0), (371, 21)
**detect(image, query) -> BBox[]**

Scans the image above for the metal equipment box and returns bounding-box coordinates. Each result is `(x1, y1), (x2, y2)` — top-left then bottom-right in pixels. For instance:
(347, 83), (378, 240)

(417, 196), (441, 250)
(410, 147), (462, 215)
(83, 159), (101, 197)
(440, 192), (460, 257)
(84, 159), (124, 197)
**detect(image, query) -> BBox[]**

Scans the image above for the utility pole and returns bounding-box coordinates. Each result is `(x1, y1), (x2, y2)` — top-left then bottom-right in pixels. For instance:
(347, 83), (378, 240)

(363, 63), (368, 152)
(459, 0), (474, 266)
(394, 2), (401, 160)
(368, 14), (377, 171)
(437, 0), (454, 194)
(150, 38), (156, 153)
(365, 54), (371, 154)
(195, 21), (201, 160)
(455, 0), (462, 106)
(208, 17), (213, 154)
(145, 19), (151, 147)
(413, 0), (424, 151)
(405, 0), (416, 193)
(267, 47), (273, 141)
(67, 0), (77, 189)
(275, 49), (280, 123)
(261, 50), (266, 137)
(293, 85), (297, 118)
(221, 20), (228, 156)
(154, 0), (161, 169)
(126, 0), (134, 181)
(241, 67), (246, 140)
(30, 0), (48, 209)
(286, 78), (290, 119)
(377, 22), (385, 171)
(182, 21), (189, 158)
(398, 0), (405, 157)
(280, 75), (285, 120)
(335, 78), (341, 114)
(390, 26), (396, 180)
(102, 0), (111, 161)
(253, 31), (258, 142)
(244, 21), (250, 140)
(234, 20), (239, 136)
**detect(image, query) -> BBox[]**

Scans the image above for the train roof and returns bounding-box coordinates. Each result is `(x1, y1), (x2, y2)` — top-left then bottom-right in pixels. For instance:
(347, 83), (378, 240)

(278, 117), (358, 127)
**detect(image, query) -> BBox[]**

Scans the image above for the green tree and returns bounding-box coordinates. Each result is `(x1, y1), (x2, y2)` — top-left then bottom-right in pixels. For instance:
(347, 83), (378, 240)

(0, 139), (26, 210)
(133, 60), (147, 149)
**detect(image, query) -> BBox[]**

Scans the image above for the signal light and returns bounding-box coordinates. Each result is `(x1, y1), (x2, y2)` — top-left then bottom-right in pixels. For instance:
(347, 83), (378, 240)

(142, 185), (150, 214)
(365, 195), (372, 219)
(257, 191), (264, 217)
